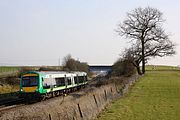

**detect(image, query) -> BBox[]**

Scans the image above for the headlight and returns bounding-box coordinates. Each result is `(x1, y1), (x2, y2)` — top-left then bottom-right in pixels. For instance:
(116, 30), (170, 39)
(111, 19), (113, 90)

(36, 88), (39, 91)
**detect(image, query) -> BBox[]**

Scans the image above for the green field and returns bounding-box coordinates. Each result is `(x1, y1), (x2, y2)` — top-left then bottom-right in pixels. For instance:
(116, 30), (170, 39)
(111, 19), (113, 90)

(97, 69), (180, 120)
(0, 66), (19, 73)
(145, 65), (179, 71)
(0, 66), (63, 73)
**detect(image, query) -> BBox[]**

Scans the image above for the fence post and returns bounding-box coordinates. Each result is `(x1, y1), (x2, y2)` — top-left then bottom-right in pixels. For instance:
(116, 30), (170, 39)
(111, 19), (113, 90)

(93, 94), (98, 107)
(77, 104), (83, 118)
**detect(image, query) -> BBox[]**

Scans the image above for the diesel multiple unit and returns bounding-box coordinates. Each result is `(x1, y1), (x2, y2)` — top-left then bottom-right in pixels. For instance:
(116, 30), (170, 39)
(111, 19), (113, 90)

(19, 71), (88, 100)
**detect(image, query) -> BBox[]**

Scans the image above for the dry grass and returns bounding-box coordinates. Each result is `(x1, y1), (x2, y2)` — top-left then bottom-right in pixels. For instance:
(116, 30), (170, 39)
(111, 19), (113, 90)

(0, 84), (19, 94)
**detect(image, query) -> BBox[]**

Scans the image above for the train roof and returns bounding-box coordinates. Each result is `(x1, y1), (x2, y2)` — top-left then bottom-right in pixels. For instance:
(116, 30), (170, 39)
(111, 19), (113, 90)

(38, 71), (86, 75)
(22, 71), (87, 77)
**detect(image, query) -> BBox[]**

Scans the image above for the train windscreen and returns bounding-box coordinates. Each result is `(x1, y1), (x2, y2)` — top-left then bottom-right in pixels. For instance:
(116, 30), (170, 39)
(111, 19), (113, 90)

(22, 76), (39, 87)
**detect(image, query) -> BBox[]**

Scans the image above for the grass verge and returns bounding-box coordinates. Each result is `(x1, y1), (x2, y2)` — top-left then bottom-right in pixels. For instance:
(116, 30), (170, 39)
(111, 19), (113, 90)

(97, 70), (180, 120)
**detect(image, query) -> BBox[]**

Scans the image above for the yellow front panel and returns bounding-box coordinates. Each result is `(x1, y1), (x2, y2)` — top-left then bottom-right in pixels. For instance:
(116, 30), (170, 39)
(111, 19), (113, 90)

(23, 86), (38, 92)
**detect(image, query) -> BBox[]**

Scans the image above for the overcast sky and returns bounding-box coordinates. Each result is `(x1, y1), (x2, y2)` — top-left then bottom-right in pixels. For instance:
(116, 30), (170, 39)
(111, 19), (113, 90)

(0, 0), (180, 66)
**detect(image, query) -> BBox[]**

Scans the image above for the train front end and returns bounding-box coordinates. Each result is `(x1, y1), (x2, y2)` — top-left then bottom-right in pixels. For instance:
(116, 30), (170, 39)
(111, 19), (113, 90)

(19, 72), (42, 100)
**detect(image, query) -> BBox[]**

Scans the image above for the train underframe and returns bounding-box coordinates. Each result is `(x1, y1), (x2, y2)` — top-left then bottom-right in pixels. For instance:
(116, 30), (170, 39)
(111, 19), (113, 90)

(19, 84), (86, 102)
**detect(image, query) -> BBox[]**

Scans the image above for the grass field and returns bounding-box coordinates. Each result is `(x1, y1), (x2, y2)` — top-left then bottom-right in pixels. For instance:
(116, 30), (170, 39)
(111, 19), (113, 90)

(0, 66), (63, 73)
(0, 66), (19, 74)
(97, 69), (180, 120)
(145, 65), (179, 71)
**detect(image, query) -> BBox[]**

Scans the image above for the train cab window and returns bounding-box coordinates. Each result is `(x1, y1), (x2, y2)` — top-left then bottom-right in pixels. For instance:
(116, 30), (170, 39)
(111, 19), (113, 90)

(42, 77), (50, 89)
(22, 76), (39, 87)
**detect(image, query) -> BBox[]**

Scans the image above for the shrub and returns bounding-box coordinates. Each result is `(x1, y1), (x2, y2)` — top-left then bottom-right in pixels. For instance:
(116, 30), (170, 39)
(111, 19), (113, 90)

(111, 58), (135, 77)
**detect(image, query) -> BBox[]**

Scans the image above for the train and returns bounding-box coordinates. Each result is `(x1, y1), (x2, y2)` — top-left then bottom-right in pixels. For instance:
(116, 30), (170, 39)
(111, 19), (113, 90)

(19, 71), (88, 100)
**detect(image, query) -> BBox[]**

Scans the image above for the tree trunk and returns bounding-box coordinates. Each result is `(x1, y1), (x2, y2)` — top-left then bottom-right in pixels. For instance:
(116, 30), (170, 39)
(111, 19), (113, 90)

(136, 65), (142, 75)
(141, 39), (145, 74)
(132, 60), (142, 75)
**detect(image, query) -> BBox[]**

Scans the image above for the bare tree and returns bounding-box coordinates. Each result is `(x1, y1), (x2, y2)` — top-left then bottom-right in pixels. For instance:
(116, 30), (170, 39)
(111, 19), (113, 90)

(62, 54), (89, 73)
(62, 54), (77, 71)
(117, 7), (175, 74)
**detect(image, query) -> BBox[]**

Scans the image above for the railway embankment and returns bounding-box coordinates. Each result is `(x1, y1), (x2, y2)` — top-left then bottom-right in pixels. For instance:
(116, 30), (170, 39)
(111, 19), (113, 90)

(0, 75), (138, 120)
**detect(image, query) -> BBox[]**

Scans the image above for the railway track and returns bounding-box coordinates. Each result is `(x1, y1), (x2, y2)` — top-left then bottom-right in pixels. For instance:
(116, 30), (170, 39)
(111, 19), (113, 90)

(0, 79), (94, 112)
(0, 104), (24, 112)
(0, 98), (24, 106)
(0, 98), (25, 111)
(0, 80), (101, 113)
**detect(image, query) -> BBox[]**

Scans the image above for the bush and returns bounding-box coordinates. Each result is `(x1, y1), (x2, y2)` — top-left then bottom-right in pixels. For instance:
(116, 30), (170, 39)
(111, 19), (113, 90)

(111, 59), (135, 77)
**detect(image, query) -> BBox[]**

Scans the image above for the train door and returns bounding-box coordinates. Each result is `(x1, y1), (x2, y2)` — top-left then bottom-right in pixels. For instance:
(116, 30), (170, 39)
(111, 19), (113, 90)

(64, 75), (67, 88)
